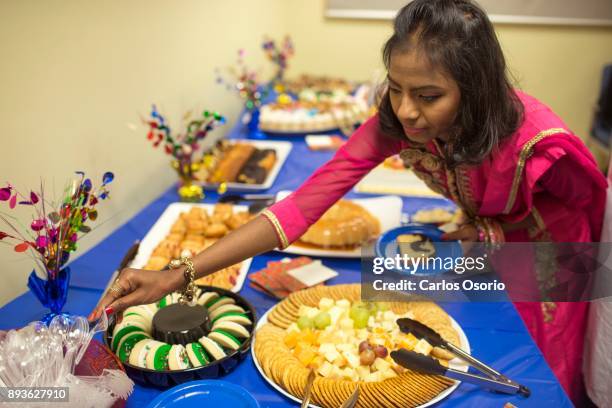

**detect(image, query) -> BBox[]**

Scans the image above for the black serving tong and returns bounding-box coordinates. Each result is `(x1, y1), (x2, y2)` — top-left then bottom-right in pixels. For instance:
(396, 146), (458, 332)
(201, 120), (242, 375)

(390, 318), (531, 397)
(218, 194), (275, 214)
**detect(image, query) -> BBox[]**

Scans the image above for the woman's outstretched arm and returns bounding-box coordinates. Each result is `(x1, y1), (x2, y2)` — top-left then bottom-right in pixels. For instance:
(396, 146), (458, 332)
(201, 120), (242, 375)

(89, 214), (279, 320)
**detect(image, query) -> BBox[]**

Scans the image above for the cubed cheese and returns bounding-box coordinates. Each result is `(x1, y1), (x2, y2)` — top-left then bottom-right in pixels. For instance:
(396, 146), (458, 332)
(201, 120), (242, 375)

(328, 306), (344, 325)
(373, 357), (391, 372)
(364, 371), (382, 382)
(336, 343), (353, 353)
(332, 365), (344, 379)
(318, 343), (337, 355)
(305, 307), (320, 319)
(383, 310), (396, 321)
(380, 368), (398, 380)
(318, 361), (334, 377)
(382, 321), (394, 332)
(336, 299), (351, 309)
(413, 339), (433, 355)
(371, 337), (386, 346)
(318, 298), (334, 311)
(343, 351), (361, 368)
(286, 323), (300, 334)
(356, 365), (371, 380)
(324, 349), (340, 363)
(341, 367), (355, 380)
(339, 318), (354, 330)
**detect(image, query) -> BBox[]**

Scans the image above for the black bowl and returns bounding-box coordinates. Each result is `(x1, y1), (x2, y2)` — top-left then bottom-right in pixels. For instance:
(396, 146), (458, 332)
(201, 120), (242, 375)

(152, 303), (211, 345)
(104, 285), (256, 388)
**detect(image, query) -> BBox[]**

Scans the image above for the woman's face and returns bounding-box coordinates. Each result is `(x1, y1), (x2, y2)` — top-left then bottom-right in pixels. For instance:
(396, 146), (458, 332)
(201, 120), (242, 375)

(388, 48), (461, 144)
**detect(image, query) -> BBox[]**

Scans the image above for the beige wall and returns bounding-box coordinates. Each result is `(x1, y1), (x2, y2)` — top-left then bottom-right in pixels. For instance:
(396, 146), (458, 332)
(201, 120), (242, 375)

(0, 0), (287, 306)
(1, 0), (611, 306)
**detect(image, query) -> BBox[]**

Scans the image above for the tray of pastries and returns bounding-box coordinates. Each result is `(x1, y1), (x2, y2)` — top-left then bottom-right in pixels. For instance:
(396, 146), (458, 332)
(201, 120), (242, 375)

(196, 140), (292, 192)
(252, 284), (469, 408)
(276, 191), (403, 258)
(105, 285), (255, 388)
(130, 203), (255, 291)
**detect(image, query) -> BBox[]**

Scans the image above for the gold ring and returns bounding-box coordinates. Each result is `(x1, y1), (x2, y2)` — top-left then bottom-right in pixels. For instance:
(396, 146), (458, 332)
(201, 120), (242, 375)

(108, 281), (123, 297)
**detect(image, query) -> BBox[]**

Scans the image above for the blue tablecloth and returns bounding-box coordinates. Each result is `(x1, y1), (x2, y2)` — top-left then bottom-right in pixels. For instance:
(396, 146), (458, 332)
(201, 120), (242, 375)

(0, 122), (571, 407)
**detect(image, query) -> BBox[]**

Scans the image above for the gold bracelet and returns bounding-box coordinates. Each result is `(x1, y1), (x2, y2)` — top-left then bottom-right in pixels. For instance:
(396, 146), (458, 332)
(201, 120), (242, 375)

(169, 254), (197, 305)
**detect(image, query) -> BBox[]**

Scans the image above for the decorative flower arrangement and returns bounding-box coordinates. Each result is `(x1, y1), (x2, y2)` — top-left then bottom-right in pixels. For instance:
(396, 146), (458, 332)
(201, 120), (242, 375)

(0, 172), (114, 321)
(215, 36), (294, 138)
(216, 49), (269, 112)
(143, 105), (227, 200)
(262, 35), (294, 86)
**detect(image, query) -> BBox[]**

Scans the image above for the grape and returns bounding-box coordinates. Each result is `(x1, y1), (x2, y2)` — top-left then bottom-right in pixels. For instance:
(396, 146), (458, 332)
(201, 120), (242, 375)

(297, 316), (314, 330)
(313, 312), (331, 329)
(351, 308), (370, 329)
(373, 345), (388, 358)
(359, 349), (376, 366)
(358, 341), (372, 353)
(350, 304), (368, 320)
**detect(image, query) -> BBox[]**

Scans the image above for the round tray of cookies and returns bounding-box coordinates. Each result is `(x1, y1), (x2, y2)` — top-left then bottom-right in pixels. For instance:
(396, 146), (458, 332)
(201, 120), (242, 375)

(104, 285), (256, 388)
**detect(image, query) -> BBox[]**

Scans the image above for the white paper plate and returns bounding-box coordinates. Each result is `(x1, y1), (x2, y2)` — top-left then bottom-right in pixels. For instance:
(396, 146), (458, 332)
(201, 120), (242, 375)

(276, 191), (404, 258)
(251, 306), (470, 408)
(130, 202), (252, 292)
(201, 140), (292, 192)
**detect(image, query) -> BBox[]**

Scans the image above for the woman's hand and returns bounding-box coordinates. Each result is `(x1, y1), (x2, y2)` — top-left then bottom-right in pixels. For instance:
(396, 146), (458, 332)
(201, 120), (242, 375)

(441, 223), (478, 253)
(88, 267), (183, 321)
(441, 223), (478, 242)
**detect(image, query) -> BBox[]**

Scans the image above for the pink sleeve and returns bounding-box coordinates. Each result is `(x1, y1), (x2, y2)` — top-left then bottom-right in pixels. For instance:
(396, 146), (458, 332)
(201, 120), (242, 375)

(261, 115), (407, 248)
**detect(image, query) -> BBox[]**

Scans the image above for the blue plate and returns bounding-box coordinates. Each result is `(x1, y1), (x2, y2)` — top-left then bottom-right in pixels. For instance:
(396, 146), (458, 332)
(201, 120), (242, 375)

(146, 380), (260, 408)
(375, 224), (463, 276)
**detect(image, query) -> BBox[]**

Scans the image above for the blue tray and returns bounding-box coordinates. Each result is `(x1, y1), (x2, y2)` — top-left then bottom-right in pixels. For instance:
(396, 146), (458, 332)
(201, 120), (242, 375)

(375, 223), (463, 276)
(147, 380), (260, 408)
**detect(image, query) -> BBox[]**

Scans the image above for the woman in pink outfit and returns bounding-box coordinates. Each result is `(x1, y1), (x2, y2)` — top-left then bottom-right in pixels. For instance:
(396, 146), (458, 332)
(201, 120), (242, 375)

(92, 0), (606, 403)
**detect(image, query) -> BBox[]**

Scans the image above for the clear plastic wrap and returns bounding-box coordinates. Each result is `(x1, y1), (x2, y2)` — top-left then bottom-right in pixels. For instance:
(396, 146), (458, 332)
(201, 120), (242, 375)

(0, 314), (133, 407)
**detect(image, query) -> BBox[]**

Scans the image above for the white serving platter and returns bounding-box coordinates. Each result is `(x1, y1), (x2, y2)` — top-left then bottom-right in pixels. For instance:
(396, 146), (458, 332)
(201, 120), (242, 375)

(251, 306), (470, 408)
(202, 139), (292, 192)
(130, 202), (252, 292)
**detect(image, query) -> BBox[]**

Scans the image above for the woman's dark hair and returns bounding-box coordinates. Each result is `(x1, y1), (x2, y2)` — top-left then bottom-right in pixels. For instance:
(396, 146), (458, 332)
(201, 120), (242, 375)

(379, 0), (523, 168)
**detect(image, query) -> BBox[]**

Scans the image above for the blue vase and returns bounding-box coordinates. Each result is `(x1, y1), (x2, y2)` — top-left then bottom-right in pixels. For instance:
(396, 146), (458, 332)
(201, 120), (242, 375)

(245, 108), (266, 140)
(27, 267), (71, 324)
